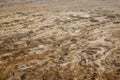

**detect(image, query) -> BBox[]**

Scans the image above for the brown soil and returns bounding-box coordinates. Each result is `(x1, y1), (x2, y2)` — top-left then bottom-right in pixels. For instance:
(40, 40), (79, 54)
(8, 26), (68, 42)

(0, 0), (120, 80)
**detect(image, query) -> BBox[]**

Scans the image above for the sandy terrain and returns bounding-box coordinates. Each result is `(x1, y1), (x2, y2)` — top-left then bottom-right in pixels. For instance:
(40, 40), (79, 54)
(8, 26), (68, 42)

(0, 0), (120, 80)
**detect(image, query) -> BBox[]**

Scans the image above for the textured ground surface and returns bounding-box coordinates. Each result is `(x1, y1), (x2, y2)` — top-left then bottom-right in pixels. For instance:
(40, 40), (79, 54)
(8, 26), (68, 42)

(0, 0), (120, 80)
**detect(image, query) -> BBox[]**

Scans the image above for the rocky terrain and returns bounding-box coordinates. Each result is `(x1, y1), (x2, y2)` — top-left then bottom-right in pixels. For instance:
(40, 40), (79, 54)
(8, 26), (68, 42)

(0, 0), (120, 80)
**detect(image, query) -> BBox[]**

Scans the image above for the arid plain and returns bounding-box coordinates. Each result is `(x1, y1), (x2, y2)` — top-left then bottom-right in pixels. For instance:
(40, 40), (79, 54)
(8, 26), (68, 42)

(0, 0), (120, 80)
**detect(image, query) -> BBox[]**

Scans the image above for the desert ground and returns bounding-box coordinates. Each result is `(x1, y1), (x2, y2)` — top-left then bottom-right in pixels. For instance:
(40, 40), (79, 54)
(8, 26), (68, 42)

(0, 0), (120, 80)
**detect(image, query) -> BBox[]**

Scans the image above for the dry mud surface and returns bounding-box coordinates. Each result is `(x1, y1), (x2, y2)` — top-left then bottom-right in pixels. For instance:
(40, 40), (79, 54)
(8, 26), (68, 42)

(0, 0), (120, 80)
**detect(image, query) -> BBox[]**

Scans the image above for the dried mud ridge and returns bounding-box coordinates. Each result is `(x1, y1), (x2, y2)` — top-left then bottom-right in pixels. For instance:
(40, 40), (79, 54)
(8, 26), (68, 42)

(0, 9), (120, 80)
